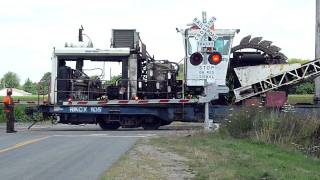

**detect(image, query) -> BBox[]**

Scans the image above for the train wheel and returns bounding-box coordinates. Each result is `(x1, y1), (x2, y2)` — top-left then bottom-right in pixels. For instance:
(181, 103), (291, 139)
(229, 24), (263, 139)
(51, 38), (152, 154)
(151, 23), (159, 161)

(99, 121), (121, 130)
(142, 116), (161, 130)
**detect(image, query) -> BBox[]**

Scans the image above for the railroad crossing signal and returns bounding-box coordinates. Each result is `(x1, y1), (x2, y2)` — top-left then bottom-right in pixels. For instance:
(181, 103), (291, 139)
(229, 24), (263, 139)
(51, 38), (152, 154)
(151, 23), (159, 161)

(192, 16), (217, 41)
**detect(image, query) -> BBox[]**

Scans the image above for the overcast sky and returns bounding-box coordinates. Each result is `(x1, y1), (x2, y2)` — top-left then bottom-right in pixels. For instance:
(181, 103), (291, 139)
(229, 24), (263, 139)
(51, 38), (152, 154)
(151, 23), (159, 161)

(0, 0), (316, 83)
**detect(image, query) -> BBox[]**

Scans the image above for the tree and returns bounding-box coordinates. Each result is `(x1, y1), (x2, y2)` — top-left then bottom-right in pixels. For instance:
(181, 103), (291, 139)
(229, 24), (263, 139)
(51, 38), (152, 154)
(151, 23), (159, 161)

(0, 72), (20, 88)
(177, 63), (184, 80)
(0, 80), (3, 89)
(22, 78), (37, 94)
(90, 75), (99, 80)
(288, 58), (309, 64)
(105, 75), (121, 85)
(38, 72), (51, 95)
(287, 58), (314, 94)
(295, 81), (314, 94)
(286, 79), (315, 94)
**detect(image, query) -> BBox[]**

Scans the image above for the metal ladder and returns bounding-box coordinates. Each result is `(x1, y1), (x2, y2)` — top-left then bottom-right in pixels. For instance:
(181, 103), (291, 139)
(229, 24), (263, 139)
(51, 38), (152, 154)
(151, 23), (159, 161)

(234, 59), (320, 102)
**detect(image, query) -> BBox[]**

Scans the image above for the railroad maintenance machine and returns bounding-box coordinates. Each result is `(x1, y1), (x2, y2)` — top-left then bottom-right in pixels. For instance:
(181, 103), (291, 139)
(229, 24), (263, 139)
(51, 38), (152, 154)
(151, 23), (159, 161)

(24, 12), (320, 130)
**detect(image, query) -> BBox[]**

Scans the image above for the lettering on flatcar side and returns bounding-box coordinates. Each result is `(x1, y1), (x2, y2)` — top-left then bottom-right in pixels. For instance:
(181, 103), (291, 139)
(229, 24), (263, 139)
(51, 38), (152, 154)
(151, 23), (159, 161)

(90, 107), (102, 113)
(69, 107), (102, 113)
(69, 107), (88, 113)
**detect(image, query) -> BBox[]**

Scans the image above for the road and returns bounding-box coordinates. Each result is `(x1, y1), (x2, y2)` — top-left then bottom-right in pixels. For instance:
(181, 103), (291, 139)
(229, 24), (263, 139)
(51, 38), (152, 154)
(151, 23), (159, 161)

(0, 124), (149, 180)
(0, 122), (199, 180)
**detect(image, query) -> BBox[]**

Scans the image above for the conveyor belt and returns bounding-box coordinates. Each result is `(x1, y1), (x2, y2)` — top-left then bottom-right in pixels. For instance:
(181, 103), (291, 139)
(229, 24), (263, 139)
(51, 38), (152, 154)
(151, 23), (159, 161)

(234, 59), (320, 102)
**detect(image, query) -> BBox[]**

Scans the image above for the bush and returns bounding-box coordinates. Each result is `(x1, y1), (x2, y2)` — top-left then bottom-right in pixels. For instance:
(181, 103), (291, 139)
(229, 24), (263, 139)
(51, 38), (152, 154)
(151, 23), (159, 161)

(220, 107), (320, 157)
(0, 105), (36, 123)
(222, 108), (255, 138)
(287, 80), (314, 95)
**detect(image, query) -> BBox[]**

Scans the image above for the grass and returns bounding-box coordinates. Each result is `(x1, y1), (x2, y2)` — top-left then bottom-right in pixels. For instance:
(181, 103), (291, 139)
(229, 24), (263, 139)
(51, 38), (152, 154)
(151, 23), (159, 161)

(151, 132), (320, 180)
(103, 96), (320, 179)
(288, 94), (314, 104)
(223, 107), (320, 156)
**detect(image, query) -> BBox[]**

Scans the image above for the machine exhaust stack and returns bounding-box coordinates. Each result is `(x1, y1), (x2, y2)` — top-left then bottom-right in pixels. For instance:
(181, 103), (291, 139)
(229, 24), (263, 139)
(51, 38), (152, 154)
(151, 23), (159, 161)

(79, 25), (84, 42)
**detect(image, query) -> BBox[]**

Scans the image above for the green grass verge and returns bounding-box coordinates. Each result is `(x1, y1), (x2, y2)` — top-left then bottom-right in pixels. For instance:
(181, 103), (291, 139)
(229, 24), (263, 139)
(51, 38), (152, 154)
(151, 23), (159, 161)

(151, 132), (320, 180)
(288, 94), (314, 104)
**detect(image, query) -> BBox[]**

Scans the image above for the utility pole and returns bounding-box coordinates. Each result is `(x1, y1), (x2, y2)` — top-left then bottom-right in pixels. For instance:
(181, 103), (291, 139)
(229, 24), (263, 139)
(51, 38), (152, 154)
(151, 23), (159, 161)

(102, 62), (105, 80)
(315, 0), (320, 104)
(109, 67), (112, 81)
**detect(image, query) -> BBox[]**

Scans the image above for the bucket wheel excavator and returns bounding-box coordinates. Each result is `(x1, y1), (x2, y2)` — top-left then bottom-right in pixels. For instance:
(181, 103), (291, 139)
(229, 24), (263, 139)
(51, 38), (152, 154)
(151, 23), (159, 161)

(224, 35), (289, 104)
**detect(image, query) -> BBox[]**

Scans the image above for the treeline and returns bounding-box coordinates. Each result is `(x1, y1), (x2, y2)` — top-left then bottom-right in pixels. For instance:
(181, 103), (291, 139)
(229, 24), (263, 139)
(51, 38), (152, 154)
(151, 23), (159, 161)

(0, 72), (51, 95)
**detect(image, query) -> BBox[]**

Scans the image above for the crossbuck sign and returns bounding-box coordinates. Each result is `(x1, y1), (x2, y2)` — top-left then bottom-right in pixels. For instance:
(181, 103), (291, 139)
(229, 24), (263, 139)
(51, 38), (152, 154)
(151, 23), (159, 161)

(193, 17), (218, 41)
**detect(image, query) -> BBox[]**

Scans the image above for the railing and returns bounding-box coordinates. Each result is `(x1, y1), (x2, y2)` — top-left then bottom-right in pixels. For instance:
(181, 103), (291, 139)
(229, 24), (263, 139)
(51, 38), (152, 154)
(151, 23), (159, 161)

(53, 78), (184, 103)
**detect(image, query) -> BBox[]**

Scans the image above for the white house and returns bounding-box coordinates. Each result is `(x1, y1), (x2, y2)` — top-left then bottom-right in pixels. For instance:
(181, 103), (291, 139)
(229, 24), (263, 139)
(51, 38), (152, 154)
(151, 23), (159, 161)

(0, 88), (32, 96)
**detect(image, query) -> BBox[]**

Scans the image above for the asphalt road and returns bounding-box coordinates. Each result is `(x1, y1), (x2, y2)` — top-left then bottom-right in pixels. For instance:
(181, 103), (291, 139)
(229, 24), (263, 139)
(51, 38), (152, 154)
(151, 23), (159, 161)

(0, 123), (155, 180)
(0, 122), (200, 180)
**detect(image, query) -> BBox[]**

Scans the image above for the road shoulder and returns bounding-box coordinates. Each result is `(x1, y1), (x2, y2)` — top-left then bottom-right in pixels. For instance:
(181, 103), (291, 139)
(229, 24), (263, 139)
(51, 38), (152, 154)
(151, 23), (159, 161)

(102, 137), (195, 180)
(103, 130), (320, 180)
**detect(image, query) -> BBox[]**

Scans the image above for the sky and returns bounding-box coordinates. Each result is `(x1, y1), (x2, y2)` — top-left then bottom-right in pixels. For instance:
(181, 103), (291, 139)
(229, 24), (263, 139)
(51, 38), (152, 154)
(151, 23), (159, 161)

(0, 0), (316, 83)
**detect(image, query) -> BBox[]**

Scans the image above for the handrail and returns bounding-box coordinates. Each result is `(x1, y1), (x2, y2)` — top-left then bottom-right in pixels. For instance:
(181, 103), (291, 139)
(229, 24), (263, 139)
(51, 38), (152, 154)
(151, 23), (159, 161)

(53, 78), (184, 101)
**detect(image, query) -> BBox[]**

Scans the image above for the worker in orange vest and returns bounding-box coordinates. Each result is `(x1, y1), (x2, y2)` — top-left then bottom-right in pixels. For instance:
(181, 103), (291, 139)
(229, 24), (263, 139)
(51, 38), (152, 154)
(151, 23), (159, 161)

(3, 88), (16, 133)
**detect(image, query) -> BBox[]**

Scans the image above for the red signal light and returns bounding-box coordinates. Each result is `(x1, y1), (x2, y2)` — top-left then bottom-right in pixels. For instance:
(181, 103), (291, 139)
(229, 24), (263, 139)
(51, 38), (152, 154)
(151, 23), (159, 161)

(208, 52), (222, 65)
(190, 52), (203, 66)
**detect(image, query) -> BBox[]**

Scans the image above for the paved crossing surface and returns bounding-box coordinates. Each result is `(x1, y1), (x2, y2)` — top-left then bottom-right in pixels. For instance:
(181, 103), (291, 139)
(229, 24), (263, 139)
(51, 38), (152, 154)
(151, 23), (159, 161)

(0, 124), (152, 180)
(0, 123), (200, 180)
